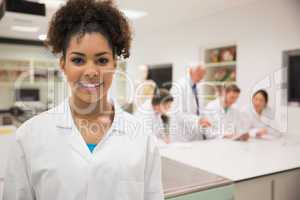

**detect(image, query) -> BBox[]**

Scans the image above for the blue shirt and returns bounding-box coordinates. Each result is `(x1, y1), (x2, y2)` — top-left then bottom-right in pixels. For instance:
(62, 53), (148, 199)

(87, 144), (97, 153)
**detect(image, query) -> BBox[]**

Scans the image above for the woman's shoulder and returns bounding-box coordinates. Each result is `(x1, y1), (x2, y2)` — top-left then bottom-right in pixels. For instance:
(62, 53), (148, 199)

(14, 109), (54, 140)
(16, 102), (66, 138)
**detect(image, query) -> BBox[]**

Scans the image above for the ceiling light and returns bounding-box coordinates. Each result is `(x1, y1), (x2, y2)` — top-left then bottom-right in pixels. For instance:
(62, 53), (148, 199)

(11, 25), (40, 33)
(121, 9), (148, 20)
(38, 0), (65, 8)
(38, 34), (47, 41)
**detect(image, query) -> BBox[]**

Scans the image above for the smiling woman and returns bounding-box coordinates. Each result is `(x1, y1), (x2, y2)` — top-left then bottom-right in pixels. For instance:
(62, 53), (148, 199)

(60, 33), (115, 105)
(3, 0), (164, 200)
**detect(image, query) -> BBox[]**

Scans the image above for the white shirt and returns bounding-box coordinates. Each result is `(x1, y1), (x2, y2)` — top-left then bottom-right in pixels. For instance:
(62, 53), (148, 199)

(134, 100), (166, 140)
(3, 98), (164, 200)
(242, 106), (279, 137)
(169, 76), (206, 142)
(206, 98), (247, 137)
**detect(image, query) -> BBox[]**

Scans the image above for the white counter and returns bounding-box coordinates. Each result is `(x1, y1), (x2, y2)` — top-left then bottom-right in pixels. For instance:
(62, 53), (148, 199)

(160, 134), (300, 182)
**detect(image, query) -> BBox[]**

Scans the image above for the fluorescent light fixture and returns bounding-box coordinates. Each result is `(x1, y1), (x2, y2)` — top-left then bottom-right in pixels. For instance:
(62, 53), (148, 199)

(38, 34), (47, 41)
(38, 0), (65, 8)
(11, 25), (40, 33)
(121, 9), (148, 20)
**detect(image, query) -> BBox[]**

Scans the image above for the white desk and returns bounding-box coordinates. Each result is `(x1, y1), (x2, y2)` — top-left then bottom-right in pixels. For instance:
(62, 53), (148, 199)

(160, 134), (300, 182)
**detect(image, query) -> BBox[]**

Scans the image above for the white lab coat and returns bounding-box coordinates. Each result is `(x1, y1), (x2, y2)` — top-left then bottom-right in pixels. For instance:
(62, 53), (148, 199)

(134, 100), (165, 140)
(242, 106), (279, 137)
(169, 76), (206, 142)
(206, 98), (248, 137)
(3, 98), (164, 200)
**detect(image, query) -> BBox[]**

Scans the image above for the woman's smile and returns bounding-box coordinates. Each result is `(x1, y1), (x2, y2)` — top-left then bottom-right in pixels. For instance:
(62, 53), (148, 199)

(77, 81), (104, 93)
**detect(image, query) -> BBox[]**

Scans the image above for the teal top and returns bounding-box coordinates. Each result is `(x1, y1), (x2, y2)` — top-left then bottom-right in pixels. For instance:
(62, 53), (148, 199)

(224, 107), (229, 114)
(87, 144), (97, 153)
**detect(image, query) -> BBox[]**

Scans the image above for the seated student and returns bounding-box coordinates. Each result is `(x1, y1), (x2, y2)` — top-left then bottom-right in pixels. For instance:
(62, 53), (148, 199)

(134, 88), (173, 143)
(206, 84), (249, 141)
(243, 89), (278, 138)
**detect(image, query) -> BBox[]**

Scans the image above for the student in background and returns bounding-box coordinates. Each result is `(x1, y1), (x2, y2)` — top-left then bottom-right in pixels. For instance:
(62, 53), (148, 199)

(243, 89), (278, 138)
(206, 84), (249, 141)
(169, 63), (212, 142)
(135, 88), (173, 143)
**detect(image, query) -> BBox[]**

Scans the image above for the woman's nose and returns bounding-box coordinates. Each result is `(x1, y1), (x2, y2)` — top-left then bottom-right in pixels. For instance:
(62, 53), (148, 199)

(83, 67), (99, 80)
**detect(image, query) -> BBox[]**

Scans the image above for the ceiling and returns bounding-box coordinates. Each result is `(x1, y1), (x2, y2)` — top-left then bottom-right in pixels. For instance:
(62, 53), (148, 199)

(0, 0), (259, 41)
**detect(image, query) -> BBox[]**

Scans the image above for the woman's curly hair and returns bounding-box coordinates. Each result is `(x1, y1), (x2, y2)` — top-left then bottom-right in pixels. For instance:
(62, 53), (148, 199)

(45, 0), (132, 59)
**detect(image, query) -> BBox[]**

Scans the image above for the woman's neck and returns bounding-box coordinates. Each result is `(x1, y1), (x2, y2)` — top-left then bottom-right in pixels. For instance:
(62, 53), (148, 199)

(69, 96), (113, 120)
(255, 107), (263, 116)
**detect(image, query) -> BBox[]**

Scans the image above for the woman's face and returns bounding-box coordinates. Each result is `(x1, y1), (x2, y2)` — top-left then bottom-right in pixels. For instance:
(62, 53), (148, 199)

(160, 102), (173, 115)
(252, 93), (267, 113)
(60, 33), (115, 104)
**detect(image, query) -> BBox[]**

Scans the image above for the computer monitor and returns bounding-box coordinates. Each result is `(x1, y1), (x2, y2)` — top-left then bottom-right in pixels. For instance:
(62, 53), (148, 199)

(147, 63), (173, 90)
(285, 50), (300, 103)
(15, 88), (40, 102)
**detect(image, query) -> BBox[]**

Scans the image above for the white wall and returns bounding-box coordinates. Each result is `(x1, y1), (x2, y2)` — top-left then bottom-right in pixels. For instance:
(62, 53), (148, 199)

(0, 43), (55, 60)
(0, 44), (60, 109)
(127, 0), (300, 133)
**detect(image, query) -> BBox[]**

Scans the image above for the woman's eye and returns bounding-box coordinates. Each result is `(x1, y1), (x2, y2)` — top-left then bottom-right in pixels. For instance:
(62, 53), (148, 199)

(71, 57), (84, 65)
(97, 58), (109, 65)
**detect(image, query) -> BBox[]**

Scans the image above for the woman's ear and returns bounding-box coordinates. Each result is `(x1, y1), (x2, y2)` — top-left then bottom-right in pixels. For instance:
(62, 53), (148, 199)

(59, 57), (65, 72)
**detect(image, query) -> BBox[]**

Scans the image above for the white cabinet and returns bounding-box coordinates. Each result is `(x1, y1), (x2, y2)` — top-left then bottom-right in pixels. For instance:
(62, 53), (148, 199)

(234, 176), (273, 200)
(274, 169), (300, 200)
(234, 168), (300, 200)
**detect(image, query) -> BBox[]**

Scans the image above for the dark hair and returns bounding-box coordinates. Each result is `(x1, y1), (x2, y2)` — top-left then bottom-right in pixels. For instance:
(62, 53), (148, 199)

(253, 89), (268, 104)
(46, 0), (132, 59)
(151, 89), (173, 106)
(225, 84), (241, 93)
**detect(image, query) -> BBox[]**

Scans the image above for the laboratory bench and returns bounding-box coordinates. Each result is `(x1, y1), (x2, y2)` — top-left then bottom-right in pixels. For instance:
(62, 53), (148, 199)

(161, 133), (300, 200)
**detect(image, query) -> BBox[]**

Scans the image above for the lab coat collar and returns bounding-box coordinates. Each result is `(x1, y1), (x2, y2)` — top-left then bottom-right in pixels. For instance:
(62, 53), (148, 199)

(188, 74), (195, 88)
(53, 98), (125, 133)
(214, 97), (235, 114)
(53, 98), (73, 129)
(249, 104), (273, 120)
(52, 98), (127, 161)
